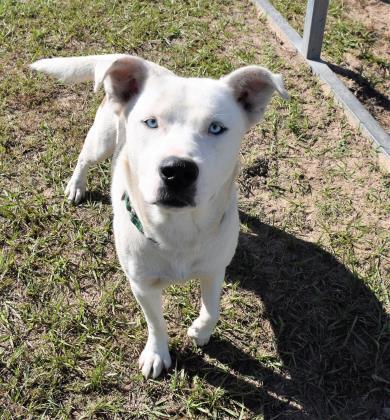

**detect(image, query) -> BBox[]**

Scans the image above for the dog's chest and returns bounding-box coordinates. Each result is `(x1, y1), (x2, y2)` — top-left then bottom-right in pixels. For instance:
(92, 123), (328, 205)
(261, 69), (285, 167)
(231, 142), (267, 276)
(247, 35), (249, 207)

(146, 236), (213, 285)
(162, 246), (204, 283)
(116, 223), (229, 287)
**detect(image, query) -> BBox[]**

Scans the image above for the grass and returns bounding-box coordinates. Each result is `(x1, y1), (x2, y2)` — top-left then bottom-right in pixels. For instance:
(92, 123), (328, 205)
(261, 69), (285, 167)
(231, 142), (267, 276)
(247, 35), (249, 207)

(269, 0), (378, 61)
(1, 0), (389, 418)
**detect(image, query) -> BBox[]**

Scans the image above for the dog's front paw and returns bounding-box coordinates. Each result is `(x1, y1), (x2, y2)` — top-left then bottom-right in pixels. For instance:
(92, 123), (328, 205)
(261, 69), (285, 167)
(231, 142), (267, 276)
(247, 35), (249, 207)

(187, 318), (214, 346)
(139, 345), (171, 379)
(65, 177), (86, 204)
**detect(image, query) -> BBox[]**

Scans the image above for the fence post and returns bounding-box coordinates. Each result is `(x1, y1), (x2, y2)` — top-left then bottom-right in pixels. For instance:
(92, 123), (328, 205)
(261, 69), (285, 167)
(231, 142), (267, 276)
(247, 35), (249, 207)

(302, 0), (330, 60)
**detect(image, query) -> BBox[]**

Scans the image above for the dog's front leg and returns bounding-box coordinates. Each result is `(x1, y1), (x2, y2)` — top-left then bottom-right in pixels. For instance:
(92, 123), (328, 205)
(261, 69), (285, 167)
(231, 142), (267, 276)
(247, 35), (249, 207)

(187, 270), (225, 346)
(130, 282), (171, 379)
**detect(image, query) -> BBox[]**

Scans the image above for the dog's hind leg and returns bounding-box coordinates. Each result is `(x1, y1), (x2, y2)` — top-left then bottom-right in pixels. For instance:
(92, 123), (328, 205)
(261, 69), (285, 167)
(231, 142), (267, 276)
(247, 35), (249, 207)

(187, 270), (225, 346)
(65, 98), (116, 203)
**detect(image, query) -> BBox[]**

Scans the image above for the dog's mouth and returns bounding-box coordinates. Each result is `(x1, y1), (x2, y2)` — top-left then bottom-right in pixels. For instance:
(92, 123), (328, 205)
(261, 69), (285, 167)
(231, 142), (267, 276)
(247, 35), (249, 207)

(156, 198), (194, 208)
(154, 187), (196, 209)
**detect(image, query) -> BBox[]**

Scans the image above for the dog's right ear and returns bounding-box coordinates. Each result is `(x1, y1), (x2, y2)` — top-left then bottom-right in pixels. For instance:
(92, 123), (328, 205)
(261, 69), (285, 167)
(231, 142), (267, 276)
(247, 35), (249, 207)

(96, 57), (148, 112)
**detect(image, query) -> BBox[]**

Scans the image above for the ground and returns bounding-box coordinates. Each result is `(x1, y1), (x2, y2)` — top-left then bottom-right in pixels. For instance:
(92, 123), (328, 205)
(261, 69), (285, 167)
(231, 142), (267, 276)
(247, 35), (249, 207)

(269, 0), (390, 130)
(0, 0), (389, 418)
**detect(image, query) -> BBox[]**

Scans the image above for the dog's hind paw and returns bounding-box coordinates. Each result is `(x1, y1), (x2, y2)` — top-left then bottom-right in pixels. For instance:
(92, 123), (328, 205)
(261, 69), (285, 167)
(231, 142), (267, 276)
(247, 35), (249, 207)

(65, 177), (86, 204)
(139, 346), (171, 379)
(187, 322), (212, 346)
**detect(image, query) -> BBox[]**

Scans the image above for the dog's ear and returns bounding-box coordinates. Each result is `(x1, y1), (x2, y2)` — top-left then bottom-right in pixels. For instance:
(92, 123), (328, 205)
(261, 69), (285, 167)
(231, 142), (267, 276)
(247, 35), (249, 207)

(222, 65), (289, 126)
(96, 57), (148, 112)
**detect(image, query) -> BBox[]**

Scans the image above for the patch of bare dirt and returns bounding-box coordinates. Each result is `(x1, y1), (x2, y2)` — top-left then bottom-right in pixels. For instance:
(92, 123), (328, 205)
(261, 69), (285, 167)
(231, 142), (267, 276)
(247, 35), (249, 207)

(333, 0), (390, 130)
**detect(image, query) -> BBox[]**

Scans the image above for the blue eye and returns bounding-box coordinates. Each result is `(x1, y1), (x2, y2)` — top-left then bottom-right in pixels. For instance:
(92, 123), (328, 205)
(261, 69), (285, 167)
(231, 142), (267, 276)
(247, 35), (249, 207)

(143, 118), (158, 128)
(208, 122), (227, 135)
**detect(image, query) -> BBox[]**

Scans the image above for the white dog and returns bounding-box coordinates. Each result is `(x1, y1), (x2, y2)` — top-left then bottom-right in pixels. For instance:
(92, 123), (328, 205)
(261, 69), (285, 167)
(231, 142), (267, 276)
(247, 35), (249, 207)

(31, 55), (288, 378)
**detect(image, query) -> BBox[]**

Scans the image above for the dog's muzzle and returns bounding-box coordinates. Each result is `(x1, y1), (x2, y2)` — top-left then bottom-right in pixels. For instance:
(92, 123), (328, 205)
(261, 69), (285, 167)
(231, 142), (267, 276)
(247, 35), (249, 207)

(156, 156), (198, 208)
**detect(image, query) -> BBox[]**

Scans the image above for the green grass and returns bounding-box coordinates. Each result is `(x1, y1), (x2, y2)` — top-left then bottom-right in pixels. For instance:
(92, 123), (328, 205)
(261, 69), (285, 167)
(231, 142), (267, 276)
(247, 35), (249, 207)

(1, 0), (389, 418)
(268, 0), (381, 65)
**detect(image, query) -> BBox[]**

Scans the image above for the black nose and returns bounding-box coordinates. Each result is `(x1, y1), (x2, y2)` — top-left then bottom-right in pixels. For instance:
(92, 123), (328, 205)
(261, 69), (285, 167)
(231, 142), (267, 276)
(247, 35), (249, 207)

(159, 157), (199, 190)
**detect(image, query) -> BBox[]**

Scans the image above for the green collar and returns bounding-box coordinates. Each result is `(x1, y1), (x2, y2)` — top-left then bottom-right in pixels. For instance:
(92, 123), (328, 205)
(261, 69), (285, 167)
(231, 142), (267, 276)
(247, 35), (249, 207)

(121, 191), (144, 234)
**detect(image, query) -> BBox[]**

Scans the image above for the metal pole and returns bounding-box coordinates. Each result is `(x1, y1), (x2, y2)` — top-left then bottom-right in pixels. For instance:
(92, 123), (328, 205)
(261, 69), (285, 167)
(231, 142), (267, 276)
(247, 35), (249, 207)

(302, 0), (330, 60)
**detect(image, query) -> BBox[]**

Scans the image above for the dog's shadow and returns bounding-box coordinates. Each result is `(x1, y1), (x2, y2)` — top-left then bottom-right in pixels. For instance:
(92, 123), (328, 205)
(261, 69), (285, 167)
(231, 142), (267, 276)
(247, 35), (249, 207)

(175, 211), (389, 418)
(84, 190), (111, 205)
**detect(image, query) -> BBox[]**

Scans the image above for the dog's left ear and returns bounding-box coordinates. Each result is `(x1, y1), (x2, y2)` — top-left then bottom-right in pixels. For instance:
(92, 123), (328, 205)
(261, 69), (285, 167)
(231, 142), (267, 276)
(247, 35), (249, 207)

(222, 65), (289, 126)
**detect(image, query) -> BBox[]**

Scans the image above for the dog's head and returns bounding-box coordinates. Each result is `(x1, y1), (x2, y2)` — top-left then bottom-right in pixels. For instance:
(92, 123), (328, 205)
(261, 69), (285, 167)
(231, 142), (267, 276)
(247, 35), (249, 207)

(101, 57), (288, 211)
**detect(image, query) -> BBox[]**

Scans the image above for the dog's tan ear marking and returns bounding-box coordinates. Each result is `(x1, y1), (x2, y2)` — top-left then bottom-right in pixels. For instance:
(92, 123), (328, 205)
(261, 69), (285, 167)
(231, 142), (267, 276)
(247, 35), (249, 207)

(100, 57), (148, 111)
(222, 65), (289, 126)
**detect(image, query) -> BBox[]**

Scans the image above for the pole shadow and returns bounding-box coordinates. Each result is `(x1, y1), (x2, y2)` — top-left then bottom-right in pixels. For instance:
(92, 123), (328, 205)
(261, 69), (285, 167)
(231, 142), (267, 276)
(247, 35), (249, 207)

(325, 61), (390, 114)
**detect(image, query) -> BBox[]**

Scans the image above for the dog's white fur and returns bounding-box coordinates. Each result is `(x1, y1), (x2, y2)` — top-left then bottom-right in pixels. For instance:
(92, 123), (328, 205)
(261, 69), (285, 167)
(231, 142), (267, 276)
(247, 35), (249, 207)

(31, 55), (288, 378)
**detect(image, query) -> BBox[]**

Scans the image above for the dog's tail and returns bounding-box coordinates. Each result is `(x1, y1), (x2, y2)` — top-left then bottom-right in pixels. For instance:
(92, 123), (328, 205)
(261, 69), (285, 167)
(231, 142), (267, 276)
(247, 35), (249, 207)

(30, 54), (127, 91)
